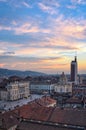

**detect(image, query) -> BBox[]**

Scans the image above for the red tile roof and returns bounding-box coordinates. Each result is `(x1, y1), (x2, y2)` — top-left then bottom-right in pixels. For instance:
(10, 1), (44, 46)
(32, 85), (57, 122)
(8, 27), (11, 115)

(49, 107), (86, 127)
(14, 102), (54, 121)
(0, 111), (19, 129)
(35, 96), (56, 107)
(66, 97), (82, 104)
(13, 101), (86, 127)
(16, 121), (82, 130)
(0, 97), (86, 129)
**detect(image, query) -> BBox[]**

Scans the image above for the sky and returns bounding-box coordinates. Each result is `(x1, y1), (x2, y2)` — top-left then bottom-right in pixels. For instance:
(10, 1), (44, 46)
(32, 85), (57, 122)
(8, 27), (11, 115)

(0, 0), (86, 74)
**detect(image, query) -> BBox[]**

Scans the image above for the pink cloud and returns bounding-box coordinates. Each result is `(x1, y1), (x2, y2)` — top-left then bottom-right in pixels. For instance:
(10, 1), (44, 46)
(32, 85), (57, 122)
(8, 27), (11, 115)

(0, 63), (5, 68)
(38, 3), (57, 14)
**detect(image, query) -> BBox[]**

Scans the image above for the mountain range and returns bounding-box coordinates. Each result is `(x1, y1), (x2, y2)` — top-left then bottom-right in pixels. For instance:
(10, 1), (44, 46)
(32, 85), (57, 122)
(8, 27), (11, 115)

(0, 68), (46, 77)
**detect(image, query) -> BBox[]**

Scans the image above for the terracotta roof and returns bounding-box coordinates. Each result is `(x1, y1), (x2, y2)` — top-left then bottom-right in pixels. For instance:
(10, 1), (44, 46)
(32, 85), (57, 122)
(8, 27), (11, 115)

(16, 121), (83, 130)
(49, 108), (86, 127)
(35, 96), (56, 107)
(0, 98), (86, 129)
(0, 111), (19, 129)
(66, 97), (82, 104)
(13, 102), (86, 127)
(14, 102), (54, 121)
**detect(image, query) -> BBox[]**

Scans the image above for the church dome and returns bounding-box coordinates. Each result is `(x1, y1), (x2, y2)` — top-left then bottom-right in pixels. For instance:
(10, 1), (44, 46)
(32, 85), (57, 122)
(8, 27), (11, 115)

(59, 72), (67, 84)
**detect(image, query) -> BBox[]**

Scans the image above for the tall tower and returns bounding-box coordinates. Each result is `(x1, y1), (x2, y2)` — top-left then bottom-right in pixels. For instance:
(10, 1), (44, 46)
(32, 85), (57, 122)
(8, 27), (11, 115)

(71, 56), (78, 84)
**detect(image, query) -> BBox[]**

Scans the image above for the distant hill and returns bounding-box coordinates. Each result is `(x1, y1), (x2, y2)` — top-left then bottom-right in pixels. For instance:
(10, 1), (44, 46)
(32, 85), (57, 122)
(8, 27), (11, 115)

(0, 68), (46, 77)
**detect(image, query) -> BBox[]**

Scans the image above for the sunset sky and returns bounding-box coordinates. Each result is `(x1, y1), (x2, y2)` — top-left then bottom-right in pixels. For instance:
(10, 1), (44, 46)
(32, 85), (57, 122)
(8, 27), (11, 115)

(0, 0), (86, 74)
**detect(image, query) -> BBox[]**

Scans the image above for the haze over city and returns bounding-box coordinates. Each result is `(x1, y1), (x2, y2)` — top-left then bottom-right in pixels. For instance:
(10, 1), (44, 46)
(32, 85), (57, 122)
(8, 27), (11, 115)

(0, 0), (86, 74)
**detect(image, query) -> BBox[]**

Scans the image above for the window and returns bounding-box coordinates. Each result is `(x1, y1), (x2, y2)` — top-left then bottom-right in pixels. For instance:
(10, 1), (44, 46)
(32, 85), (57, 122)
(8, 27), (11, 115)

(60, 88), (62, 93)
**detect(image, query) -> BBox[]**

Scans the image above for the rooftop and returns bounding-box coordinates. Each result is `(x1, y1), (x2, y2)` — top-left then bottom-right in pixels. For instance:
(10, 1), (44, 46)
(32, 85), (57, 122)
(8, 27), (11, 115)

(16, 121), (84, 130)
(13, 102), (86, 127)
(0, 96), (86, 129)
(0, 111), (19, 129)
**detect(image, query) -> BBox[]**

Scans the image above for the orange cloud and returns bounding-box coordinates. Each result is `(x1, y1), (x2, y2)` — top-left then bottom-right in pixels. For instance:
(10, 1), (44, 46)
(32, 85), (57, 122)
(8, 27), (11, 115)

(0, 63), (5, 68)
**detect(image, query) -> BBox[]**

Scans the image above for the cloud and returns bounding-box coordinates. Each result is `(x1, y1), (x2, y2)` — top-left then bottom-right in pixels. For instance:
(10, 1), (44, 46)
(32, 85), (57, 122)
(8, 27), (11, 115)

(0, 25), (11, 31)
(41, 0), (60, 7)
(38, 2), (57, 14)
(0, 1), (86, 72)
(22, 1), (31, 8)
(3, 0), (32, 8)
(0, 63), (5, 68)
(14, 24), (39, 34)
(66, 5), (76, 9)
(37, 44), (79, 50)
(0, 7), (85, 40)
(49, 15), (86, 41)
(0, 55), (68, 73)
(2, 51), (15, 56)
(71, 0), (86, 4)
(0, 20), (50, 34)
(0, 41), (23, 49)
(0, 0), (86, 73)
(13, 23), (50, 34)
(0, 14), (85, 56)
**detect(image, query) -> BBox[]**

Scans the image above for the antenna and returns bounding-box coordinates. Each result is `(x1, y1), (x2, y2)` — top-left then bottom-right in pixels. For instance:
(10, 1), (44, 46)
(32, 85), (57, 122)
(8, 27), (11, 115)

(75, 51), (77, 62)
(75, 51), (77, 57)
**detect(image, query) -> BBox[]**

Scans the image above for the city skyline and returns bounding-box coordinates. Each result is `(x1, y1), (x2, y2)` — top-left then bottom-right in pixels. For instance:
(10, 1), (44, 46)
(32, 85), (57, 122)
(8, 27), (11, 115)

(0, 0), (86, 74)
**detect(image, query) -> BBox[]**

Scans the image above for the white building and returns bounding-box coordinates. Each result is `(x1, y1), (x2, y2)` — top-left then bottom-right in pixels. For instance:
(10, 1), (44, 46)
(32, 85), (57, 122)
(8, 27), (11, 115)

(0, 81), (30, 101)
(30, 82), (55, 94)
(0, 88), (8, 100)
(54, 72), (72, 94)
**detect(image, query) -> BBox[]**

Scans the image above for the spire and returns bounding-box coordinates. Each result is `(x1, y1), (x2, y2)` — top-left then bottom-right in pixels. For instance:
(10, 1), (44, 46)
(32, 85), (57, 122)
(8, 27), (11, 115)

(75, 56), (77, 62)
(75, 51), (77, 62)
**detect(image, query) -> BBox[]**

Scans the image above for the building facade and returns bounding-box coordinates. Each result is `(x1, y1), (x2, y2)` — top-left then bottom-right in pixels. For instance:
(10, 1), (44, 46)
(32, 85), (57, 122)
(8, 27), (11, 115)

(54, 72), (72, 94)
(30, 82), (55, 94)
(0, 81), (30, 101)
(0, 88), (8, 100)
